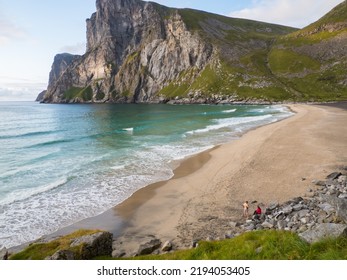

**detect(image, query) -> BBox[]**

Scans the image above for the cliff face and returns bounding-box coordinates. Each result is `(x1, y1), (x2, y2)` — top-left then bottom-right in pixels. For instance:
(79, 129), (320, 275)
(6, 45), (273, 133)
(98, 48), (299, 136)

(40, 0), (347, 103)
(42, 0), (213, 103)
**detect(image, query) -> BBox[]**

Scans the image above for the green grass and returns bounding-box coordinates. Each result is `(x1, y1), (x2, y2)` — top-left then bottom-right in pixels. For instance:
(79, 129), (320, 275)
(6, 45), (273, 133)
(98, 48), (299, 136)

(10, 229), (101, 260)
(112, 231), (347, 260)
(269, 49), (321, 74)
(63, 86), (93, 101)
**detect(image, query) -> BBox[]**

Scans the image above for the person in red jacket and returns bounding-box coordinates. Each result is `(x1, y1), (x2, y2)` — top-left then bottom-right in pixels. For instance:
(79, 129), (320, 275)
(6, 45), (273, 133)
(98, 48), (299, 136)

(253, 205), (262, 219)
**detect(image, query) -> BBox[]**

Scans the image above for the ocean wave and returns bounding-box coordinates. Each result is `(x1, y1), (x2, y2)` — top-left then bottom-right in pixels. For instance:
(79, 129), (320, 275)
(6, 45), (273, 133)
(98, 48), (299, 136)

(23, 138), (75, 149)
(0, 129), (62, 140)
(0, 177), (69, 206)
(186, 114), (273, 135)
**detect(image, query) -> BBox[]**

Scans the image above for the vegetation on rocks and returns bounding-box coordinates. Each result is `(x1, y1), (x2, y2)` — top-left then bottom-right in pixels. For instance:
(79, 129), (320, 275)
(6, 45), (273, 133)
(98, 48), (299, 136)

(9, 229), (101, 260)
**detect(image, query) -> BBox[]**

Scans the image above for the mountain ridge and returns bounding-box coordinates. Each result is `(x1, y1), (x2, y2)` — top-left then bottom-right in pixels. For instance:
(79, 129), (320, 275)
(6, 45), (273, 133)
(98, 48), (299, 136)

(39, 0), (347, 103)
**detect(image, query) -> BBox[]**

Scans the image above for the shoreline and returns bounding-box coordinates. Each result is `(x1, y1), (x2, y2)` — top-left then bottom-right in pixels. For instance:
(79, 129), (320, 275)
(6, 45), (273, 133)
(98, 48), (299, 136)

(9, 102), (347, 254)
(111, 103), (347, 253)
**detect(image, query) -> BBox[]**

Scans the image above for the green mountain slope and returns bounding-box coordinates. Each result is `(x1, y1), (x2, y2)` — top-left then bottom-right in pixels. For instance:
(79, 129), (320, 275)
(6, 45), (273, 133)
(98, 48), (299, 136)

(158, 8), (298, 102)
(268, 1), (347, 101)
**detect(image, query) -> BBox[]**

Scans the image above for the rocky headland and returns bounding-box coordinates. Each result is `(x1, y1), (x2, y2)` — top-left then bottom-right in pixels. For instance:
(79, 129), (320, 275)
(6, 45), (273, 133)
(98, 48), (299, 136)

(37, 0), (347, 104)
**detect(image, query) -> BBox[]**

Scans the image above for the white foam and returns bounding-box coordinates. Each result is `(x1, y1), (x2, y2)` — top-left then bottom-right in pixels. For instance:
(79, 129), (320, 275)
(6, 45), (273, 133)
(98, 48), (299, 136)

(123, 127), (134, 133)
(222, 109), (237, 113)
(186, 114), (273, 135)
(110, 165), (126, 171)
(0, 177), (68, 206)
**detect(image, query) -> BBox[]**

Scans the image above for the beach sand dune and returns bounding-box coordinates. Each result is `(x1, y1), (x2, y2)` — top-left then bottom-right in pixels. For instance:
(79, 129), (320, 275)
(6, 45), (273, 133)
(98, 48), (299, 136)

(113, 104), (347, 252)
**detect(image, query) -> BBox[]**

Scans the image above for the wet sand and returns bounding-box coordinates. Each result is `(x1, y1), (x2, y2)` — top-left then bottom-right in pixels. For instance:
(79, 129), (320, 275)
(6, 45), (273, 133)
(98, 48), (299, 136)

(42, 103), (347, 255)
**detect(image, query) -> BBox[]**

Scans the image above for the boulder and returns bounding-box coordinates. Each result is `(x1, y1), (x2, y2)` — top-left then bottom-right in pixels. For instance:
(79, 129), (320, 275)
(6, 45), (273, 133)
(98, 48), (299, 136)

(324, 196), (347, 223)
(299, 224), (347, 243)
(137, 239), (162, 255)
(297, 209), (310, 218)
(48, 250), (75, 260)
(70, 231), (113, 259)
(161, 241), (173, 252)
(262, 221), (274, 229)
(326, 172), (342, 180)
(283, 206), (293, 215)
(293, 204), (303, 211)
(111, 250), (126, 258)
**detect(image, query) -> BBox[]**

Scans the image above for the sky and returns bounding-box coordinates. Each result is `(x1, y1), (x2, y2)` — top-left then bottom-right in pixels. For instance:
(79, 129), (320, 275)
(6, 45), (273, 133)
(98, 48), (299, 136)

(0, 0), (344, 101)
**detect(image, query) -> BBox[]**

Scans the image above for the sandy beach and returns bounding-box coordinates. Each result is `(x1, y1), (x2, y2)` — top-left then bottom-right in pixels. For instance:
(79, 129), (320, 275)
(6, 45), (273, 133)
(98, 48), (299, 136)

(109, 103), (347, 252)
(43, 103), (347, 255)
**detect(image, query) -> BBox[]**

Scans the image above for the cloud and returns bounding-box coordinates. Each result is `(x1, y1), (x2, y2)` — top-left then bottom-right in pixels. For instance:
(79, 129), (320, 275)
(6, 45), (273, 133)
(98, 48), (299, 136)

(59, 42), (86, 55)
(0, 17), (26, 45)
(0, 77), (46, 101)
(229, 0), (344, 28)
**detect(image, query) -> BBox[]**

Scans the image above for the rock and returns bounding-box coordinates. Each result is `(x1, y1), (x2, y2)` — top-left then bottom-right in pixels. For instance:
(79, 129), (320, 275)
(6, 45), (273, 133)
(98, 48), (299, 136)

(191, 240), (199, 248)
(277, 220), (287, 230)
(0, 248), (9, 260)
(48, 250), (75, 260)
(282, 206), (293, 215)
(137, 239), (162, 255)
(35, 90), (47, 102)
(299, 224), (347, 243)
(273, 212), (285, 221)
(255, 247), (263, 254)
(267, 202), (279, 211)
(224, 232), (234, 239)
(318, 202), (335, 214)
(326, 172), (342, 180)
(315, 181), (326, 186)
(297, 209), (310, 218)
(298, 225), (308, 233)
(293, 204), (303, 211)
(262, 221), (274, 229)
(338, 175), (347, 184)
(112, 250), (126, 258)
(161, 240), (173, 252)
(70, 231), (113, 259)
(324, 196), (347, 223)
(229, 221), (238, 228)
(244, 224), (255, 231)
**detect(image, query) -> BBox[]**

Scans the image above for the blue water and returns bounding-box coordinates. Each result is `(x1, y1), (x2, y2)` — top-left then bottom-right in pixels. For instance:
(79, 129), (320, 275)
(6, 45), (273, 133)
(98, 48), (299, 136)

(0, 102), (293, 249)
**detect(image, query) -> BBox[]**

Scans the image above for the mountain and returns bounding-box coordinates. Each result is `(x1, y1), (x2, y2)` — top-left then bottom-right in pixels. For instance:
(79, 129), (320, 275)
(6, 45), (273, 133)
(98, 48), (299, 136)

(39, 0), (347, 104)
(268, 0), (347, 101)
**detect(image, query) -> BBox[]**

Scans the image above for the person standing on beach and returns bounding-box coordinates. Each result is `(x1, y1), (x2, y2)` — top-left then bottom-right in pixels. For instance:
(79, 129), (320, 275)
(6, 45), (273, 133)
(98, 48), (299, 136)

(243, 201), (249, 218)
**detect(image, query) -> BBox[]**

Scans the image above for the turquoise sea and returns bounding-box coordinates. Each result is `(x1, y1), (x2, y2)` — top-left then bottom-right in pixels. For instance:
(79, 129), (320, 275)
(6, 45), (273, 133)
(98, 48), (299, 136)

(0, 102), (293, 249)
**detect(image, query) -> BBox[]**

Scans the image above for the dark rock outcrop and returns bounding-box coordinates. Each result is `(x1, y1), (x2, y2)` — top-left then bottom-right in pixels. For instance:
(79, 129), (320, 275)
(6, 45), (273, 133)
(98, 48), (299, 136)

(70, 231), (113, 259)
(137, 238), (161, 255)
(35, 90), (46, 102)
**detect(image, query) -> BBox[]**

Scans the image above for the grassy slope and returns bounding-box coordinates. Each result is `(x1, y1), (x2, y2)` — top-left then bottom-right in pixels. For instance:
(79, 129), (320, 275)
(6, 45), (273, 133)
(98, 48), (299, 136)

(157, 8), (298, 101)
(158, 3), (347, 102)
(111, 230), (347, 260)
(10, 229), (101, 260)
(268, 1), (347, 101)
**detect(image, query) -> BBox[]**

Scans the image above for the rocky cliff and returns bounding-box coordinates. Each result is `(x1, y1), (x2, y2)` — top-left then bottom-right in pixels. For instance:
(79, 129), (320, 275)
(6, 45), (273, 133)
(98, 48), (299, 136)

(40, 0), (347, 103)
